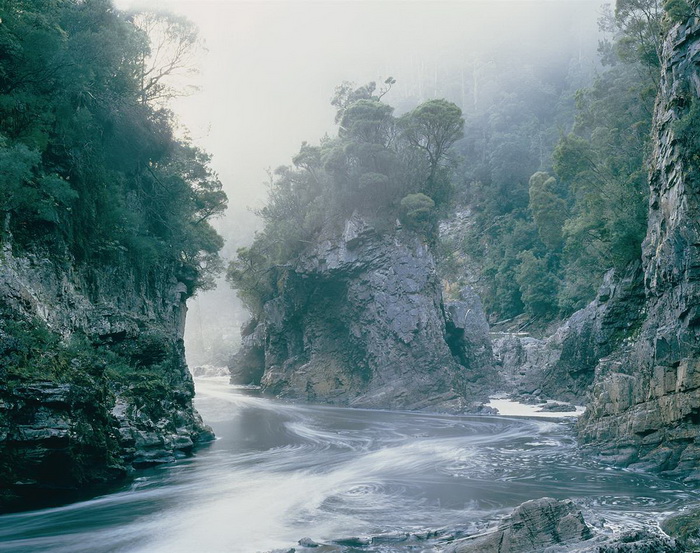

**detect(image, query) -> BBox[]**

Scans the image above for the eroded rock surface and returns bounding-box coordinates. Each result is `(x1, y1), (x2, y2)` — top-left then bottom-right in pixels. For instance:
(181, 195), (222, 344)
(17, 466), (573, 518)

(0, 246), (212, 511)
(445, 498), (592, 553)
(230, 216), (495, 410)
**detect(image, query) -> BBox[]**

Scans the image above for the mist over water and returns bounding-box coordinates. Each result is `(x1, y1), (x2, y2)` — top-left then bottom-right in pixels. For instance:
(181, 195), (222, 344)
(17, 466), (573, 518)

(111, 0), (606, 366)
(0, 378), (696, 552)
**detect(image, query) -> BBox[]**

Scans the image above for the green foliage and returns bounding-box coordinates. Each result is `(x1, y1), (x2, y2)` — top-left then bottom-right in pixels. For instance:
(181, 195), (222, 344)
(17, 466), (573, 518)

(0, 0), (226, 293)
(0, 308), (111, 386)
(398, 99), (464, 180)
(228, 88), (464, 315)
(614, 0), (664, 69)
(515, 251), (560, 317)
(528, 172), (567, 251)
(399, 193), (436, 233)
(0, 303), (187, 428)
(552, 60), (652, 311)
(454, 3), (656, 322)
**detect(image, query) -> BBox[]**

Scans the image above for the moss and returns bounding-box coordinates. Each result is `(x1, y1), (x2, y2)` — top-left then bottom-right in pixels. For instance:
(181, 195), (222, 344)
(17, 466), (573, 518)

(661, 507), (700, 549)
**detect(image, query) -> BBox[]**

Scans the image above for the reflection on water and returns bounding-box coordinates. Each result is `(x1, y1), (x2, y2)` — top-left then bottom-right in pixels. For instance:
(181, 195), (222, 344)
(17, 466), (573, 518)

(0, 377), (697, 552)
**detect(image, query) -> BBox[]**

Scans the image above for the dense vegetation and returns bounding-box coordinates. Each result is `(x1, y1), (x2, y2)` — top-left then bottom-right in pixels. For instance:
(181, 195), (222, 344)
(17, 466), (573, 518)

(0, 0), (226, 294)
(228, 0), (681, 331)
(227, 82), (464, 314)
(0, 0), (226, 394)
(444, 0), (675, 324)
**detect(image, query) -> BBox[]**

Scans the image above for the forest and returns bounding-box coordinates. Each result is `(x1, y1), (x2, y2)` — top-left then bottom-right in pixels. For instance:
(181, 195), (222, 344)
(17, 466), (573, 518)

(228, 0), (695, 329)
(0, 0), (226, 294)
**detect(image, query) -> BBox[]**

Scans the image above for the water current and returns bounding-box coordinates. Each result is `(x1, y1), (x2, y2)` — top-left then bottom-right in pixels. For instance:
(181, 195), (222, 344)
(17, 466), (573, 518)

(0, 377), (698, 552)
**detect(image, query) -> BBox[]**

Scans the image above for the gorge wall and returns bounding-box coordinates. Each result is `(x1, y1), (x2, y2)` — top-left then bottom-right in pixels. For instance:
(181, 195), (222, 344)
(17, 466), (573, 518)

(572, 18), (700, 480)
(0, 243), (212, 511)
(230, 216), (494, 411)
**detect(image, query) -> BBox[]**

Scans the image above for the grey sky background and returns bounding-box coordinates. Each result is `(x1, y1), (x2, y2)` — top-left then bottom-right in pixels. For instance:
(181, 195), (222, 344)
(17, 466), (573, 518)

(115, 0), (605, 365)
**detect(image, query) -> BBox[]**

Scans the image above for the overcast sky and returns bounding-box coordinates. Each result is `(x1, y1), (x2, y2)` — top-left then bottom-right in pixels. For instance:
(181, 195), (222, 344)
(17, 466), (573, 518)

(113, 0), (604, 363)
(115, 0), (603, 246)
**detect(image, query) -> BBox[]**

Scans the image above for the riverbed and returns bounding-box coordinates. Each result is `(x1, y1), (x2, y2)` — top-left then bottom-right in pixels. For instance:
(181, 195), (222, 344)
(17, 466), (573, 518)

(0, 377), (696, 552)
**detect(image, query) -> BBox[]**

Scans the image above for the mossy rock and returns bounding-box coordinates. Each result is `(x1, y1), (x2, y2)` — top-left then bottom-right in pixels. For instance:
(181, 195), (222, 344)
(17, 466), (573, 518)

(661, 507), (700, 550)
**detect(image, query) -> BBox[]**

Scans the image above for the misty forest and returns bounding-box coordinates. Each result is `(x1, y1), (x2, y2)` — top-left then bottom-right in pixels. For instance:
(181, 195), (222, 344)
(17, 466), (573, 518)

(3, 0), (700, 551)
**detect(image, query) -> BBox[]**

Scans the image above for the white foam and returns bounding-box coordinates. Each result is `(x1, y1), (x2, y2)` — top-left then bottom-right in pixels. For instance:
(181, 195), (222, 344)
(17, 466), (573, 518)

(486, 396), (585, 418)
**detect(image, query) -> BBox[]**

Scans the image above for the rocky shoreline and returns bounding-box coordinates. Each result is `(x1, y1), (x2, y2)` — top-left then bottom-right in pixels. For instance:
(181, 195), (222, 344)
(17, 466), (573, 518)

(0, 245), (213, 512)
(262, 497), (695, 553)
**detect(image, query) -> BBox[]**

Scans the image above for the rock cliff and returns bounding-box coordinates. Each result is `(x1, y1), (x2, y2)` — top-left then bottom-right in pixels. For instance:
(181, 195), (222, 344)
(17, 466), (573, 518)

(0, 244), (212, 511)
(230, 216), (494, 410)
(573, 19), (700, 479)
(493, 264), (646, 403)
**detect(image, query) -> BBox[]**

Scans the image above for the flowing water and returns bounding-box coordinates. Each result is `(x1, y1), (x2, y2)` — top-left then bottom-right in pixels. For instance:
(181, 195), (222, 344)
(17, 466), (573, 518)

(0, 377), (697, 552)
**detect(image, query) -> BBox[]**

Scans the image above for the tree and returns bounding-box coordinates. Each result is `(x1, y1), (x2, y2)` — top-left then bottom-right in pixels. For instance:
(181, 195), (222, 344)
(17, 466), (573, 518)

(331, 77), (395, 123)
(399, 99), (464, 180)
(515, 250), (560, 317)
(129, 10), (202, 105)
(399, 193), (436, 234)
(0, 0), (225, 294)
(528, 172), (567, 251)
(614, 0), (664, 70)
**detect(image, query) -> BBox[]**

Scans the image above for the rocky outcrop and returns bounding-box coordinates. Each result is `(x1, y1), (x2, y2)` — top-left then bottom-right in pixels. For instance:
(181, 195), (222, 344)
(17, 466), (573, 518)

(576, 19), (700, 480)
(492, 264), (645, 403)
(445, 498), (593, 553)
(230, 216), (495, 410)
(0, 245), (212, 511)
(444, 498), (682, 553)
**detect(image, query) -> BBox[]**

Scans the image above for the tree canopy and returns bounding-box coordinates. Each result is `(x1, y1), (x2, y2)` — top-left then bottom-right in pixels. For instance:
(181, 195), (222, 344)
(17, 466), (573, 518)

(0, 0), (226, 294)
(227, 89), (463, 315)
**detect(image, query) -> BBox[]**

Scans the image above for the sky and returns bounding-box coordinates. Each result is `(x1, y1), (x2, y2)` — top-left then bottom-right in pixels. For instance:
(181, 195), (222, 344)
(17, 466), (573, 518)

(113, 0), (605, 365)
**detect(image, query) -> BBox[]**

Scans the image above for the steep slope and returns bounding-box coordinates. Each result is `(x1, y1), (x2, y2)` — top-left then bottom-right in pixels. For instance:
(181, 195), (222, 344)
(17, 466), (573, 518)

(230, 216), (495, 411)
(577, 18), (700, 480)
(0, 0), (224, 511)
(0, 242), (213, 511)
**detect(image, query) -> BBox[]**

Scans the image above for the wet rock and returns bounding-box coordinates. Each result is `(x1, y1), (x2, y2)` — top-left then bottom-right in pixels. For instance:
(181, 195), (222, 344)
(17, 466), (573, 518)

(444, 497), (592, 553)
(662, 507), (700, 550)
(538, 402), (577, 412)
(298, 537), (320, 547)
(593, 530), (683, 553)
(332, 536), (371, 547)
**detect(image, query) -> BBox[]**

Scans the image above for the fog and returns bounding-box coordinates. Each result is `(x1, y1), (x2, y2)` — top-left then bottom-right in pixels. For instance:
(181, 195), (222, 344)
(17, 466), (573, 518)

(115, 0), (605, 367)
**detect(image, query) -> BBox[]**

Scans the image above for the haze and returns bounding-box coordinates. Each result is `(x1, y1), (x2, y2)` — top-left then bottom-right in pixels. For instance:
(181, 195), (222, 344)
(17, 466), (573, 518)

(115, 0), (604, 367)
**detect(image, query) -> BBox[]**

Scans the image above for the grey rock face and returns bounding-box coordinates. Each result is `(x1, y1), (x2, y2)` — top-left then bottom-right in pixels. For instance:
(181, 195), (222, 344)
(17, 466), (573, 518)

(0, 246), (211, 510)
(445, 498), (682, 553)
(577, 20), (700, 479)
(492, 265), (645, 403)
(230, 216), (495, 410)
(444, 286), (493, 386)
(445, 498), (592, 553)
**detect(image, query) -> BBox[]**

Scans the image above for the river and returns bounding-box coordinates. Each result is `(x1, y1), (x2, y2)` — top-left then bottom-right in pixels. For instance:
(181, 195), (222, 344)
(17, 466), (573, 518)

(0, 377), (697, 552)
